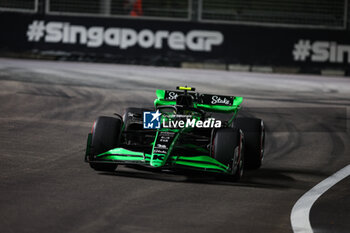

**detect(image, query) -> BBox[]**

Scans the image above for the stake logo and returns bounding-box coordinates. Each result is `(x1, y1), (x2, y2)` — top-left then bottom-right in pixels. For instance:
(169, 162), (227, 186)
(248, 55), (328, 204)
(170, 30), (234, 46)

(293, 39), (350, 64)
(167, 91), (179, 100)
(26, 20), (224, 52)
(211, 96), (230, 105)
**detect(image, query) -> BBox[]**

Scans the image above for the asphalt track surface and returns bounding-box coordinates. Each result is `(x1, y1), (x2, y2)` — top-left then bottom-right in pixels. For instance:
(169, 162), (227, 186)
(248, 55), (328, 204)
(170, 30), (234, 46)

(0, 58), (349, 233)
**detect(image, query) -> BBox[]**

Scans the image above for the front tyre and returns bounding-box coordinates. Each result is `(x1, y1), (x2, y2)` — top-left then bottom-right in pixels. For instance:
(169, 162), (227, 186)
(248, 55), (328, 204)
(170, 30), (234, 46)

(88, 116), (122, 172)
(212, 128), (244, 181)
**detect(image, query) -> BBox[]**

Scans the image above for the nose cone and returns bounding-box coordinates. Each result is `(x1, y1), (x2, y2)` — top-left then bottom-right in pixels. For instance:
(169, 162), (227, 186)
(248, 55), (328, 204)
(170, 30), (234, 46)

(150, 153), (166, 167)
(150, 160), (163, 167)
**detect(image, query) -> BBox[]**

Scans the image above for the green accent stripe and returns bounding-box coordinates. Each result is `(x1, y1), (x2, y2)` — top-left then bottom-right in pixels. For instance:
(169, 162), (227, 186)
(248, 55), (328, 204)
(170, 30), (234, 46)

(97, 148), (152, 163)
(176, 156), (228, 169)
(154, 99), (176, 107)
(101, 155), (150, 161)
(196, 104), (236, 112)
(97, 148), (145, 157)
(156, 89), (165, 99)
(174, 160), (228, 173)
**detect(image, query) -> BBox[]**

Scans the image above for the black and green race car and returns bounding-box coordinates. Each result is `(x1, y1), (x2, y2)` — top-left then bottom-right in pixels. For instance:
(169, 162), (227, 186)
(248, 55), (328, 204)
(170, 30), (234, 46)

(85, 86), (265, 181)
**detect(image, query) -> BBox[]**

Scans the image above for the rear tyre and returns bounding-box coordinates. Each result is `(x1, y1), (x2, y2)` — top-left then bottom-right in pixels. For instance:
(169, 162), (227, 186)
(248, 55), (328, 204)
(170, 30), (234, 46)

(235, 118), (265, 169)
(212, 128), (244, 181)
(89, 116), (122, 172)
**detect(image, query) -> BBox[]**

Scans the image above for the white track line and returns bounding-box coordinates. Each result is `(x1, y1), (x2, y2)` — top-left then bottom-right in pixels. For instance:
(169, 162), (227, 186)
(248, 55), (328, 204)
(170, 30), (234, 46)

(291, 165), (350, 233)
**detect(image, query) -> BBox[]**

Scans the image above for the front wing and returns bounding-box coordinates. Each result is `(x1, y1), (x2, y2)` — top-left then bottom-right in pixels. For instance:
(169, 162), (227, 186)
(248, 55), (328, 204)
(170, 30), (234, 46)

(89, 147), (230, 174)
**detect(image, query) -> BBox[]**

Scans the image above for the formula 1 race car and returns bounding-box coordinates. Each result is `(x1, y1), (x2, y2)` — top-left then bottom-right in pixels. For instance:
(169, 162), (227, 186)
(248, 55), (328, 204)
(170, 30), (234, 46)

(85, 86), (265, 181)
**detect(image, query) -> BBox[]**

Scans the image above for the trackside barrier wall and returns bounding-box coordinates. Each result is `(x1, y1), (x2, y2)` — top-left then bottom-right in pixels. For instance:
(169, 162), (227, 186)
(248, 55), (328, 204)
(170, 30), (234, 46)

(0, 12), (349, 75)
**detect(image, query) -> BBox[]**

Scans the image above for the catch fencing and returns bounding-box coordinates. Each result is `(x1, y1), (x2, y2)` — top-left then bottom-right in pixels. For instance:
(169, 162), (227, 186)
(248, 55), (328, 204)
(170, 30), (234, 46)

(198, 0), (348, 29)
(45, 0), (192, 20)
(0, 0), (348, 29)
(0, 0), (38, 12)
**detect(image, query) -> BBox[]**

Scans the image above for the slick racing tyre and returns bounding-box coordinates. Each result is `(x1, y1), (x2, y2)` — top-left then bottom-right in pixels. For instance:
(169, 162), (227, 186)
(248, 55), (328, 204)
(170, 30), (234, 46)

(89, 116), (122, 172)
(235, 118), (265, 169)
(212, 128), (244, 181)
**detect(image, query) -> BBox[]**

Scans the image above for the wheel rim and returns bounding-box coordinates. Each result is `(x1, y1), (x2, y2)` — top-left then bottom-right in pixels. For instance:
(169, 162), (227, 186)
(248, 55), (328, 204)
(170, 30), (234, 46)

(239, 156), (244, 177)
(239, 132), (244, 177)
(232, 134), (244, 178)
(231, 147), (239, 175)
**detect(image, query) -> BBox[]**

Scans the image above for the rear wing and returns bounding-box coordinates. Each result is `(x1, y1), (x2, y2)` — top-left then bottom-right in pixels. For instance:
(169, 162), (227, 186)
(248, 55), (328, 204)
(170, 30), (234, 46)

(154, 89), (243, 112)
